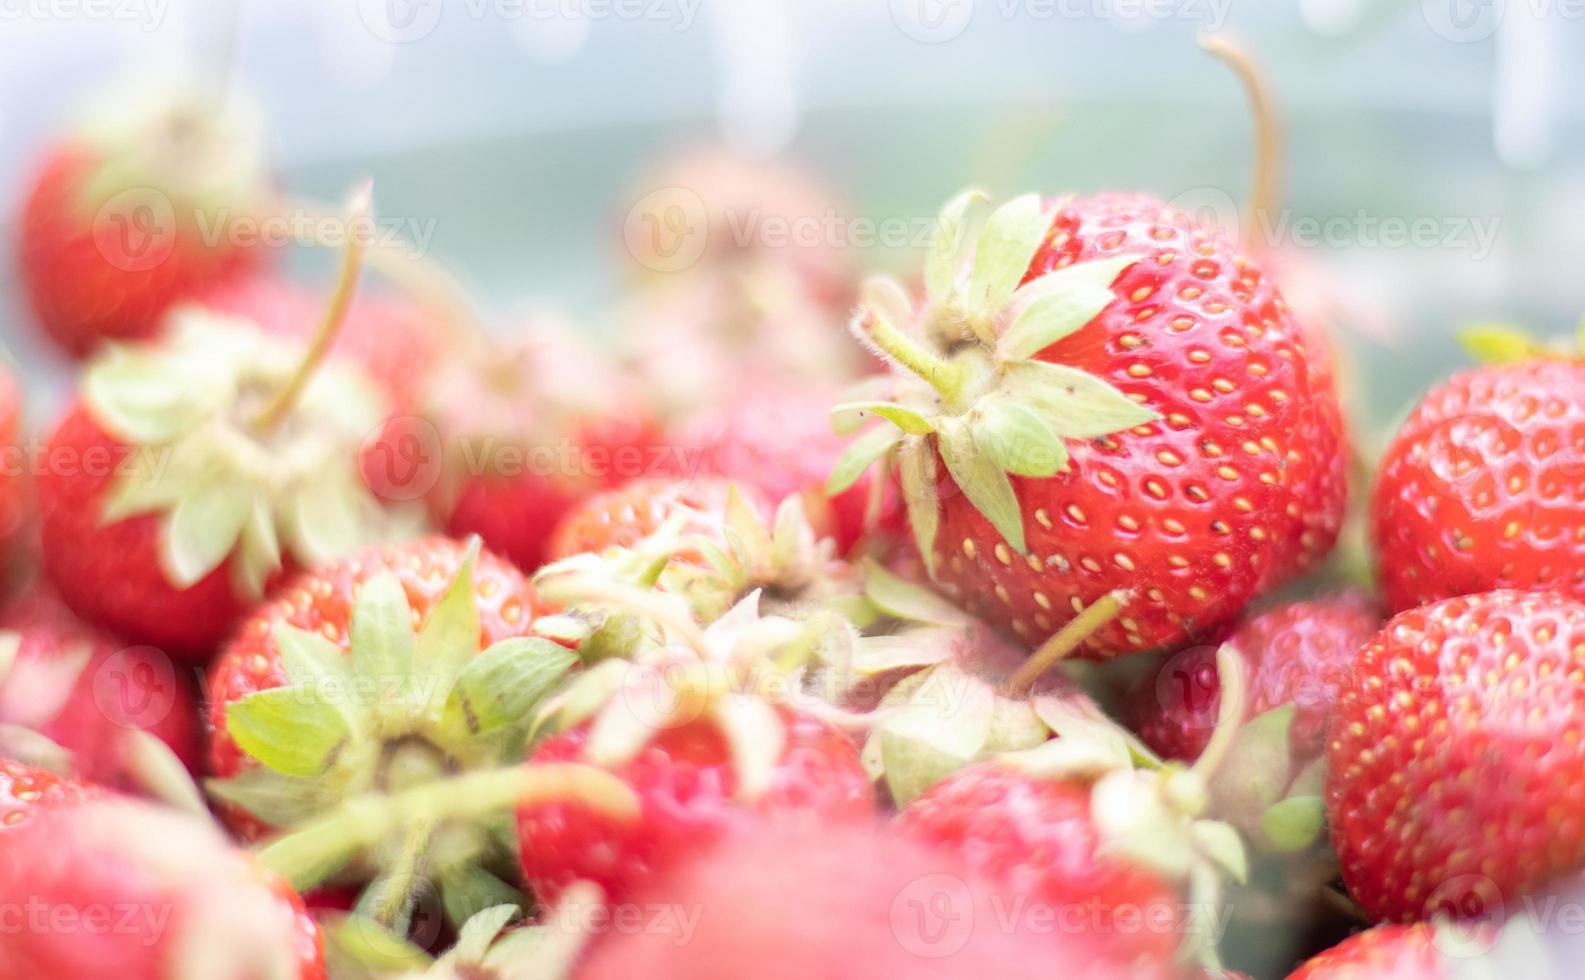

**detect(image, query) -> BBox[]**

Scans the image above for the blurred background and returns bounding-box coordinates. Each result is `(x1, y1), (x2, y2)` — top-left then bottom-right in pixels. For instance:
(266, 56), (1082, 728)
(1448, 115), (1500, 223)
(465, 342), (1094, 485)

(0, 0), (1580, 438)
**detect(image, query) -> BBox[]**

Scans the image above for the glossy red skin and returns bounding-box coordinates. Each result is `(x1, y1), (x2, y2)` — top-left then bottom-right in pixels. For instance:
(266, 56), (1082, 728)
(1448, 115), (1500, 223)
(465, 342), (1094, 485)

(1372, 359), (1585, 613)
(576, 821), (1173, 980)
(1287, 925), (1442, 979)
(1326, 590), (1585, 923)
(0, 590), (201, 791)
(0, 761), (324, 980)
(545, 475), (771, 562)
(195, 274), (444, 414)
(1133, 592), (1382, 764)
(663, 381), (900, 554)
(206, 537), (543, 840)
(517, 710), (875, 908)
(896, 763), (1183, 968)
(0, 367), (26, 555)
(927, 194), (1348, 657)
(17, 146), (263, 358)
(36, 403), (275, 660)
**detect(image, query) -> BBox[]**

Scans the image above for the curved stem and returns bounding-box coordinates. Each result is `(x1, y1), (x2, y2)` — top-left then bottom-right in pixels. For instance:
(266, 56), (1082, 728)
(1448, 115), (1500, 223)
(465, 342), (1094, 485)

(852, 308), (966, 405)
(1190, 644), (1249, 783)
(366, 818), (436, 930)
(1199, 32), (1281, 253)
(1004, 590), (1128, 696)
(256, 763), (639, 893)
(251, 182), (372, 434)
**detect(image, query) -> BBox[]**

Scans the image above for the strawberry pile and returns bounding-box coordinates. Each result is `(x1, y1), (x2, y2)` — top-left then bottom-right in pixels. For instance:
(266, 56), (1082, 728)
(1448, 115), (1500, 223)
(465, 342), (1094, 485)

(0, 45), (1581, 980)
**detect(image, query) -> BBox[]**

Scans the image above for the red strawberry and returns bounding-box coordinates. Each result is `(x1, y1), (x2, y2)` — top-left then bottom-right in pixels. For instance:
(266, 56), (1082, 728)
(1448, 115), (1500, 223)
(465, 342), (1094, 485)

(1286, 924), (1445, 979)
(665, 379), (900, 553)
(0, 588), (200, 792)
(17, 84), (270, 358)
(35, 223), (396, 658)
(206, 537), (585, 935)
(545, 476), (760, 562)
(377, 326), (664, 573)
(195, 273), (447, 413)
(0, 365), (27, 557)
(1325, 589), (1585, 923)
(896, 762), (1187, 968)
(1371, 357), (1585, 613)
(575, 819), (1175, 980)
(0, 759), (325, 980)
(516, 583), (875, 909)
(832, 191), (1348, 655)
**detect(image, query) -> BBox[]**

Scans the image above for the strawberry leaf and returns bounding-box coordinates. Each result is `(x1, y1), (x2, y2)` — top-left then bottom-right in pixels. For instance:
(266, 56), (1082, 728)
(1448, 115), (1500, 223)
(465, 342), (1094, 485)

(233, 497), (282, 600)
(1261, 795), (1325, 852)
(1000, 360), (1159, 439)
(1460, 323), (1540, 364)
(226, 687), (354, 777)
(996, 280), (1116, 362)
(897, 438), (941, 576)
(827, 426), (902, 496)
(205, 766), (339, 827)
(874, 665), (995, 806)
(276, 624), (352, 688)
(442, 638), (577, 736)
(161, 479), (252, 588)
(350, 573), (416, 690)
(863, 561), (973, 627)
(415, 539), (483, 700)
(971, 397), (1068, 477)
(711, 692), (787, 801)
(967, 194), (1048, 320)
(935, 416), (1026, 554)
(925, 190), (985, 301)
(1190, 818), (1249, 884)
(829, 400), (935, 436)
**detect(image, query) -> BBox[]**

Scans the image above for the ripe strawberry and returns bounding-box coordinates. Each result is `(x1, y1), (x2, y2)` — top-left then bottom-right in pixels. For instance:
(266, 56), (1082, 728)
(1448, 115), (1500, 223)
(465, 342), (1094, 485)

(374, 326), (664, 573)
(1286, 924), (1444, 979)
(896, 763), (1187, 967)
(832, 191), (1348, 655)
(35, 235), (395, 658)
(1325, 589), (1585, 922)
(196, 273), (447, 413)
(516, 586), (875, 908)
(665, 379), (900, 553)
(1370, 357), (1585, 612)
(576, 820), (1175, 980)
(1130, 592), (1381, 851)
(17, 83), (270, 358)
(545, 476), (762, 562)
(0, 759), (325, 980)
(0, 365), (26, 557)
(0, 588), (200, 793)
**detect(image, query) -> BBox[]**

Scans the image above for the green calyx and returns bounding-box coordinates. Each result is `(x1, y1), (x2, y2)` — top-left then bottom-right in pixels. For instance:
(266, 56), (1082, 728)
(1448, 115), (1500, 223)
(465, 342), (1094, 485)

(531, 570), (861, 802)
(208, 541), (579, 926)
(829, 191), (1159, 571)
(75, 77), (270, 226)
(88, 312), (396, 599)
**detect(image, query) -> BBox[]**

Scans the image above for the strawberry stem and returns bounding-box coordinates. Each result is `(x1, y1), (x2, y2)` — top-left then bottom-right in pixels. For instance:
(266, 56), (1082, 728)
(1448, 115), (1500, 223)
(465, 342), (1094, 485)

(1003, 590), (1128, 695)
(854, 309), (967, 407)
(256, 763), (638, 893)
(1189, 645), (1249, 783)
(1200, 32), (1280, 253)
(250, 182), (373, 434)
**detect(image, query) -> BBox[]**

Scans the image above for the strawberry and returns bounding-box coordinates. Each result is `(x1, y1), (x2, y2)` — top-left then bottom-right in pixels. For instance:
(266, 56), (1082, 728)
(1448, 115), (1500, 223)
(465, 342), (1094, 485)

(17, 82), (270, 358)
(665, 379), (900, 553)
(0, 759), (325, 980)
(1370, 357), (1585, 612)
(0, 588), (200, 793)
(205, 536), (586, 933)
(831, 191), (1348, 655)
(545, 476), (762, 563)
(0, 364), (27, 558)
(35, 208), (397, 658)
(575, 819), (1177, 980)
(516, 583), (875, 909)
(1285, 924), (1447, 979)
(1325, 589), (1585, 923)
(896, 762), (1187, 967)
(374, 325), (664, 572)
(1130, 592), (1381, 850)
